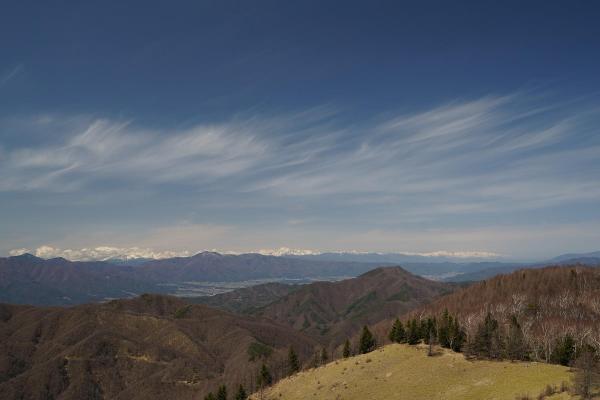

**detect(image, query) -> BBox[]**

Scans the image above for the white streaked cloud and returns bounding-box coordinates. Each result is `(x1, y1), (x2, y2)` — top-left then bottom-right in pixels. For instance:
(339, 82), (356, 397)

(400, 250), (501, 259)
(239, 95), (600, 222)
(1, 93), (598, 206)
(256, 247), (321, 256)
(254, 247), (501, 258)
(0, 64), (23, 88)
(1, 92), (600, 258)
(0, 117), (272, 191)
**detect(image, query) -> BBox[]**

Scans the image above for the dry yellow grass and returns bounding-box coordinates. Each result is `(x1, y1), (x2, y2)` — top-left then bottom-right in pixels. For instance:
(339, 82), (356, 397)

(254, 344), (573, 400)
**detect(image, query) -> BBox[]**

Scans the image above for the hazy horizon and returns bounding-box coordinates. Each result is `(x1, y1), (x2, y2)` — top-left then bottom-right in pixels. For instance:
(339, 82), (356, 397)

(5, 245), (600, 264)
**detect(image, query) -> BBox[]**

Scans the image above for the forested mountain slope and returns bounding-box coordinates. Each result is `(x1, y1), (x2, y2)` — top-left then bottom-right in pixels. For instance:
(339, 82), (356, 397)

(256, 267), (455, 345)
(406, 266), (600, 363)
(0, 295), (317, 400)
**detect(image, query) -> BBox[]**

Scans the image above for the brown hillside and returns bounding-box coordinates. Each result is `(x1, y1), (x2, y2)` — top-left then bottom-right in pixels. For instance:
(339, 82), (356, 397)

(256, 267), (455, 346)
(404, 265), (600, 360)
(0, 295), (317, 400)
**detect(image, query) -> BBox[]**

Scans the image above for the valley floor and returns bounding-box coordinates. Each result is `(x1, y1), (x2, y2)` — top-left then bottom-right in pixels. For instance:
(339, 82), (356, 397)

(255, 344), (573, 400)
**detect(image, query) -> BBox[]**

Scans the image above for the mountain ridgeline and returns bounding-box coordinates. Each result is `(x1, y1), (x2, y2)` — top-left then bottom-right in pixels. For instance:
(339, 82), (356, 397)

(2, 250), (599, 306)
(0, 254), (154, 305)
(137, 251), (382, 282)
(0, 252), (380, 306)
(254, 267), (456, 345)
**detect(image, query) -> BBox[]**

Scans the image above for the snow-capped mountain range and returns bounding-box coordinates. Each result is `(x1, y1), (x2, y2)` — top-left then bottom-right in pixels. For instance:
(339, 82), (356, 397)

(9, 245), (502, 262)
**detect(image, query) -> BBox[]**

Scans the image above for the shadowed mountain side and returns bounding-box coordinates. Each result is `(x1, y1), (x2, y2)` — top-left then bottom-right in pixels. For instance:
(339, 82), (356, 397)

(136, 252), (381, 282)
(0, 253), (380, 306)
(0, 254), (157, 305)
(446, 257), (600, 282)
(0, 295), (317, 400)
(255, 267), (456, 345)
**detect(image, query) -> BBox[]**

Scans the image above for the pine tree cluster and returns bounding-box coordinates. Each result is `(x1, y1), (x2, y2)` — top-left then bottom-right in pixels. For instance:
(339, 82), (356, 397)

(466, 312), (579, 365)
(204, 383), (248, 400)
(389, 310), (582, 366)
(388, 309), (466, 352)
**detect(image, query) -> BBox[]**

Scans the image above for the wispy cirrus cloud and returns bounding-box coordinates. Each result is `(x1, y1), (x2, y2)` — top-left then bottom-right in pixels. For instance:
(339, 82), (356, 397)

(0, 64), (23, 88)
(0, 118), (271, 191)
(1, 91), (600, 258)
(245, 94), (600, 218)
(0, 106), (342, 192)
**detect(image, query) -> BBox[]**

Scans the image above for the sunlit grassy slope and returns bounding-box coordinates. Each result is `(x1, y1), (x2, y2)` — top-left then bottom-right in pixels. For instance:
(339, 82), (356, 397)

(255, 344), (573, 400)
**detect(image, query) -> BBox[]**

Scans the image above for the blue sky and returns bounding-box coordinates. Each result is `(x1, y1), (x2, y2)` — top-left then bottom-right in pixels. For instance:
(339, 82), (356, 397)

(1, 1), (599, 260)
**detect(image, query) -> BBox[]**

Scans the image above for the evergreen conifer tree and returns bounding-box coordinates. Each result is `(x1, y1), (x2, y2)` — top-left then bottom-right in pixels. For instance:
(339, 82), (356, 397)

(423, 318), (436, 345)
(452, 317), (466, 352)
(389, 318), (406, 343)
(359, 325), (376, 354)
(288, 346), (300, 374)
(216, 385), (227, 400)
(204, 393), (215, 400)
(419, 319), (428, 340)
(257, 363), (272, 388)
(321, 347), (328, 364)
(407, 319), (420, 345)
(551, 335), (576, 366)
(388, 320), (397, 342)
(311, 351), (320, 368)
(343, 339), (351, 358)
(437, 309), (451, 348)
(506, 315), (527, 360)
(234, 384), (247, 400)
(469, 312), (503, 358)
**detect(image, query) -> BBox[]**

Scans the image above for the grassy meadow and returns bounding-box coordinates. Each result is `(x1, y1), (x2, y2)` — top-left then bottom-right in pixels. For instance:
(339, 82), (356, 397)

(254, 344), (573, 400)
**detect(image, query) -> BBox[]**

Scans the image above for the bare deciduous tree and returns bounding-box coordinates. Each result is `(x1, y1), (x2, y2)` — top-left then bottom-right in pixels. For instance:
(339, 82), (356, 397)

(573, 348), (600, 399)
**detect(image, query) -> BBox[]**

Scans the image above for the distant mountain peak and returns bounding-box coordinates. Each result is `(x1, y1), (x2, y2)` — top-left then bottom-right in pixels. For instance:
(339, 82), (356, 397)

(359, 266), (410, 278)
(193, 251), (223, 258)
(6, 246), (505, 262)
(9, 252), (41, 260)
